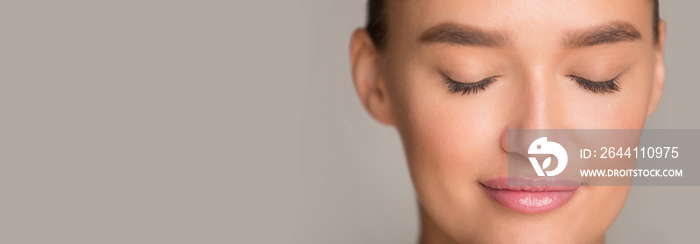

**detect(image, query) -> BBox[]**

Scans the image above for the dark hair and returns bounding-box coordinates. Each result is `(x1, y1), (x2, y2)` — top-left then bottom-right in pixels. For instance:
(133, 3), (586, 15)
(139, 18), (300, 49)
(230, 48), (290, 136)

(366, 0), (661, 49)
(652, 0), (660, 43)
(366, 0), (388, 50)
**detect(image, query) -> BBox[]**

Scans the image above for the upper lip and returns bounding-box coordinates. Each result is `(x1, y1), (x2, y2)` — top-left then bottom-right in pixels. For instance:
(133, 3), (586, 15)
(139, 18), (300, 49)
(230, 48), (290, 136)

(481, 176), (580, 191)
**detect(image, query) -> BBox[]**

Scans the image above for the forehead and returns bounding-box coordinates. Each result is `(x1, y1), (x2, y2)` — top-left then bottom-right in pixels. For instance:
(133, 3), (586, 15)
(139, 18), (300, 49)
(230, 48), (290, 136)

(385, 0), (654, 48)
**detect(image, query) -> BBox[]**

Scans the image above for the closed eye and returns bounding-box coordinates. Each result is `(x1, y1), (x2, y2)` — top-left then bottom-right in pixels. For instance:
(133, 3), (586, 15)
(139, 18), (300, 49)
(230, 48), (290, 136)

(444, 76), (499, 95)
(568, 75), (621, 94)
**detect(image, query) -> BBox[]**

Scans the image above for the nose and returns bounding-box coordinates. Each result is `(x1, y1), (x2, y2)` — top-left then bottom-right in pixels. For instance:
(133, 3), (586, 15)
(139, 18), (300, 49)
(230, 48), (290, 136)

(500, 69), (566, 158)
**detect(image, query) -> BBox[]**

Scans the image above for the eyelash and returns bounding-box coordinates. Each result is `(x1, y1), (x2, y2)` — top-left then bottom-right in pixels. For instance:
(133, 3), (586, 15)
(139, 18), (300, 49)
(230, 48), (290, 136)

(443, 75), (622, 95)
(444, 76), (498, 95)
(568, 75), (622, 94)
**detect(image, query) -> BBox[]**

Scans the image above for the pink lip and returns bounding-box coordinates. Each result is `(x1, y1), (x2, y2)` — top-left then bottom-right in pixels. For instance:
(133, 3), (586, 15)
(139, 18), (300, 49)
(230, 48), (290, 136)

(481, 177), (579, 214)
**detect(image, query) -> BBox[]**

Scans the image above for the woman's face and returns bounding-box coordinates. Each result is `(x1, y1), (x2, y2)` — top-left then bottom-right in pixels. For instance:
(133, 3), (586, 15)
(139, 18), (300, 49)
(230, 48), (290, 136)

(351, 0), (665, 243)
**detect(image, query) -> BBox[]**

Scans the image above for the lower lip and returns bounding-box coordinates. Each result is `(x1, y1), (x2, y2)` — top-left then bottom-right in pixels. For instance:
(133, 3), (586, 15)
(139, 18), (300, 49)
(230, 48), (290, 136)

(481, 178), (578, 214)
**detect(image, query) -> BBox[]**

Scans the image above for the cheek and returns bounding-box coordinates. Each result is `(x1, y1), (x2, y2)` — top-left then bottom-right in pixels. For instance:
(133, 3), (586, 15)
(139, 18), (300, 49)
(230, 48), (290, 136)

(405, 96), (501, 171)
(391, 68), (510, 196)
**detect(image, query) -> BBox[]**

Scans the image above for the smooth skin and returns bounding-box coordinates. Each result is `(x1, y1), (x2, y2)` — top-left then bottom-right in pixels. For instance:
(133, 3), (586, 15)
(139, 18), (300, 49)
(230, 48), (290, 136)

(350, 0), (665, 243)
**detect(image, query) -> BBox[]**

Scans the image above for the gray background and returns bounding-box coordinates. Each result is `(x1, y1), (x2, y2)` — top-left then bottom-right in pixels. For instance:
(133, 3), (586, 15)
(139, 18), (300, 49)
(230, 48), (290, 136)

(1, 0), (697, 243)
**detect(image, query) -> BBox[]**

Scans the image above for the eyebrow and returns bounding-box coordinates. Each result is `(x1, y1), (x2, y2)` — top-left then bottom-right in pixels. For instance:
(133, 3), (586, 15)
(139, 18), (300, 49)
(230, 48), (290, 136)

(419, 21), (642, 49)
(419, 23), (507, 47)
(565, 21), (642, 47)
